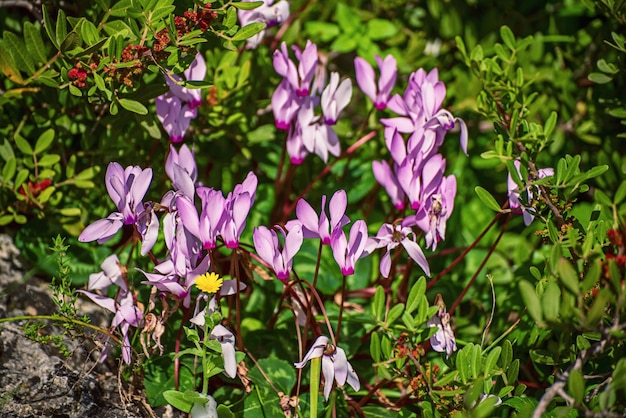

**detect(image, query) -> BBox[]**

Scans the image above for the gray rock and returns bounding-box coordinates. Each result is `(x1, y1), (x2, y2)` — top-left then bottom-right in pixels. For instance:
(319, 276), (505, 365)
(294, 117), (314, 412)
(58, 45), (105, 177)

(0, 234), (168, 418)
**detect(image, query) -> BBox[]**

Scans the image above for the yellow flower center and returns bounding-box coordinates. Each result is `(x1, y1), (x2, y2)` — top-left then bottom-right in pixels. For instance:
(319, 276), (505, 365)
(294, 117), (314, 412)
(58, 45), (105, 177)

(195, 272), (223, 294)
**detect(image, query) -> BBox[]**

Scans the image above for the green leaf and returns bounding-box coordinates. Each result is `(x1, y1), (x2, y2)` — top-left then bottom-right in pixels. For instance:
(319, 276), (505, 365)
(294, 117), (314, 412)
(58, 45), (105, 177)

(14, 135), (33, 155)
(366, 19), (398, 40)
(500, 25), (516, 50)
(3, 31), (35, 75)
(475, 186), (502, 212)
(162, 390), (192, 413)
(2, 157), (16, 182)
(224, 6), (237, 28)
(55, 9), (67, 47)
(118, 98), (148, 115)
(500, 340), (513, 368)
(370, 331), (381, 363)
(38, 154), (61, 166)
(304, 22), (340, 42)
(231, 1), (263, 10)
(405, 276), (426, 315)
(568, 370), (584, 405)
(386, 303), (404, 326)
(519, 280), (542, 323)
(0, 42), (23, 84)
(74, 166), (97, 180)
(507, 359), (520, 382)
(14, 169), (29, 188)
(42, 5), (59, 49)
(232, 22), (266, 41)
(484, 346), (501, 376)
(372, 286), (385, 322)
(588, 72), (613, 84)
(60, 31), (80, 53)
(544, 111), (558, 139)
(556, 258), (579, 295)
(34, 129), (55, 154)
(24, 22), (48, 66)
(110, 0), (133, 16)
(541, 280), (561, 321)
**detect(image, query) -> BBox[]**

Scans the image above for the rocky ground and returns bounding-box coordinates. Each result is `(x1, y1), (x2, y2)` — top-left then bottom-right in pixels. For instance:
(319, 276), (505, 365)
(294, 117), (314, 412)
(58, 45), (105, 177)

(0, 234), (181, 418)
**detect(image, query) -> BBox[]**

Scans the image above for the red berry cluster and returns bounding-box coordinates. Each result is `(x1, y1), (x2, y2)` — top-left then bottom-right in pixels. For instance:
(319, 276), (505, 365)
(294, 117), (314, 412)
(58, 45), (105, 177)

(68, 63), (88, 88)
(73, 4), (218, 90)
(153, 4), (218, 60)
(19, 178), (53, 202)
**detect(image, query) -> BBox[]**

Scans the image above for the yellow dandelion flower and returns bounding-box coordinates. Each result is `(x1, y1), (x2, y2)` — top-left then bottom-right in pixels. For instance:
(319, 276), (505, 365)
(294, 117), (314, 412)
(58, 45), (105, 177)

(195, 272), (223, 294)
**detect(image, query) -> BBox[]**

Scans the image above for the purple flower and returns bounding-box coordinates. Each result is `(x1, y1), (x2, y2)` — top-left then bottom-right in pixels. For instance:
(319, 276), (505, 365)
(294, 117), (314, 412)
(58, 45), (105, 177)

(413, 174), (457, 251)
(156, 95), (197, 143)
(77, 258), (142, 364)
(330, 220), (368, 276)
(507, 160), (554, 225)
(294, 189), (349, 245)
(272, 80), (301, 130)
(177, 188), (225, 250)
(365, 223), (430, 278)
(294, 336), (360, 400)
(354, 55), (397, 110)
(165, 144), (197, 198)
(238, 0), (290, 48)
(156, 53), (206, 142)
(298, 98), (341, 163)
(253, 223), (303, 282)
(372, 160), (405, 210)
(273, 41), (318, 97)
(221, 172), (258, 248)
(427, 295), (457, 358)
(78, 162), (152, 244)
(320, 72), (352, 125)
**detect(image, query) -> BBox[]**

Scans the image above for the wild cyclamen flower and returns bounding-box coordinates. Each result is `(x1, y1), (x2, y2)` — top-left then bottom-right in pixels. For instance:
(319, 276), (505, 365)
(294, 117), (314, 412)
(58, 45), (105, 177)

(507, 160), (554, 226)
(195, 272), (224, 294)
(320, 72), (352, 125)
(165, 143), (198, 198)
(273, 41), (318, 97)
(253, 223), (303, 282)
(294, 336), (360, 401)
(156, 53), (207, 142)
(77, 256), (142, 364)
(293, 189), (349, 245)
(237, 0), (290, 49)
(365, 223), (430, 278)
(210, 325), (237, 378)
(413, 174), (457, 251)
(354, 54), (397, 110)
(221, 172), (258, 248)
(330, 220), (368, 276)
(427, 294), (457, 358)
(78, 162), (152, 244)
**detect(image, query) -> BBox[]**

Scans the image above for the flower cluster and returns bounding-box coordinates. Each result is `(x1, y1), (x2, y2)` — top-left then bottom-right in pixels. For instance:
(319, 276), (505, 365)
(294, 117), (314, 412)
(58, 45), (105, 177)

(358, 58), (466, 252)
(271, 41), (352, 164)
(238, 0), (290, 48)
(156, 53), (207, 143)
(78, 144), (257, 363)
(255, 189), (368, 281)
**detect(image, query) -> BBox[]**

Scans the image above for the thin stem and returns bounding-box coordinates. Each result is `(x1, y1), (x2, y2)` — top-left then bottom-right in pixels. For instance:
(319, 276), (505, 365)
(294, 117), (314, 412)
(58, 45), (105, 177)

(335, 274), (347, 344)
(427, 211), (502, 290)
(0, 314), (121, 344)
(449, 213), (510, 316)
